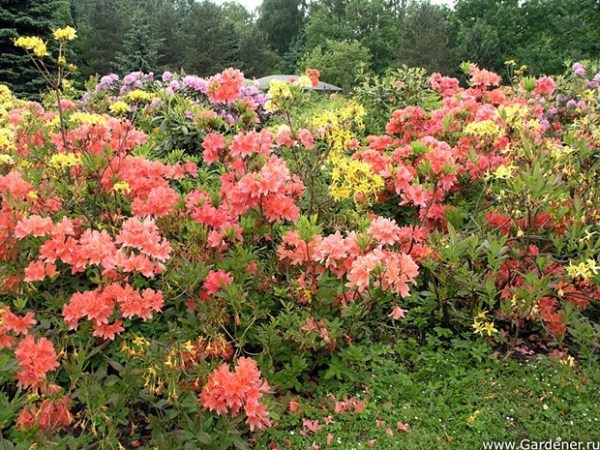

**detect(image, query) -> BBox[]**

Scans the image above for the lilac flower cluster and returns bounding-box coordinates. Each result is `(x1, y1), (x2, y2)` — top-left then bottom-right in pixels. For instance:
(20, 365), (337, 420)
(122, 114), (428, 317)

(120, 72), (154, 93)
(95, 74), (119, 92)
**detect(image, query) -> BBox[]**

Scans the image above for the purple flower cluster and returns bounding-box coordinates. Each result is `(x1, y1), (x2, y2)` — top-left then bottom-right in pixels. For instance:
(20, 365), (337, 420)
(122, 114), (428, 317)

(95, 74), (119, 92)
(572, 63), (586, 77)
(587, 73), (600, 90)
(182, 76), (208, 94)
(241, 83), (268, 107)
(120, 72), (154, 93)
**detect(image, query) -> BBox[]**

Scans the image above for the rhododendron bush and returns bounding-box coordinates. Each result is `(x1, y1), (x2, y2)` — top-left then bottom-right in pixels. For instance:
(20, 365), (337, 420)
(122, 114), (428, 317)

(1, 35), (599, 447)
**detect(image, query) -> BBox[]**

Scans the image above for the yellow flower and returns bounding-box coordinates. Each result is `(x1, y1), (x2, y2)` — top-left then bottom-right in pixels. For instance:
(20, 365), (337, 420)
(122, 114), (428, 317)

(465, 120), (502, 139)
(492, 164), (515, 180)
(497, 104), (527, 127)
(14, 36), (48, 58)
(473, 319), (498, 336)
(69, 112), (107, 126)
(475, 310), (488, 320)
(267, 80), (292, 101)
(126, 89), (155, 103)
(112, 181), (131, 194)
(472, 320), (485, 336)
(483, 322), (498, 336)
(0, 154), (14, 165)
(566, 259), (599, 280)
(132, 336), (149, 347)
(109, 101), (130, 115)
(0, 128), (15, 151)
(49, 152), (81, 170)
(53, 26), (77, 42)
(329, 155), (384, 203)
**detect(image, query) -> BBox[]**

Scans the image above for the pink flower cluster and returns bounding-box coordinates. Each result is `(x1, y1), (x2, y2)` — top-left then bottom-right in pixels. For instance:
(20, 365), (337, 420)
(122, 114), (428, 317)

(62, 282), (163, 340)
(354, 67), (553, 227)
(200, 357), (272, 431)
(187, 128), (304, 250)
(278, 216), (421, 315)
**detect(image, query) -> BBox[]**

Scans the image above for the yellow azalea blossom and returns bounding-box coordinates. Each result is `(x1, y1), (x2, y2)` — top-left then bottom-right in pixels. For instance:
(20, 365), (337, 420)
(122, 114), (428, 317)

(53, 26), (77, 42)
(472, 320), (485, 336)
(0, 128), (15, 151)
(473, 318), (498, 336)
(329, 155), (384, 203)
(492, 164), (515, 180)
(464, 120), (502, 139)
(564, 355), (576, 367)
(498, 104), (527, 127)
(309, 100), (365, 156)
(49, 152), (81, 169)
(62, 79), (73, 91)
(132, 336), (150, 347)
(483, 322), (498, 336)
(566, 259), (599, 280)
(476, 310), (488, 320)
(112, 181), (131, 194)
(126, 89), (155, 103)
(45, 115), (61, 131)
(0, 84), (17, 122)
(264, 100), (276, 112)
(109, 101), (130, 115)
(69, 112), (107, 126)
(14, 36), (48, 58)
(0, 154), (14, 165)
(267, 80), (292, 101)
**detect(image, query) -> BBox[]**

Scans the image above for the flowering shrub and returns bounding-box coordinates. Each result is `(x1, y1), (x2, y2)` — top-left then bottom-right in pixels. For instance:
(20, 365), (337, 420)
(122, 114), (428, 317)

(1, 29), (599, 448)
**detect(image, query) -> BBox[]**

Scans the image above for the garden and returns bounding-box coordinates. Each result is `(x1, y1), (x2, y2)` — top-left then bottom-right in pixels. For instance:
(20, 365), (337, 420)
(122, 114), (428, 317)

(0, 27), (599, 449)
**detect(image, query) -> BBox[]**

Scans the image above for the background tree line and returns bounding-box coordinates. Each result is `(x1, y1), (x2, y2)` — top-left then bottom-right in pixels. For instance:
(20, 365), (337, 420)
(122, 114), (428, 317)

(1, 0), (600, 97)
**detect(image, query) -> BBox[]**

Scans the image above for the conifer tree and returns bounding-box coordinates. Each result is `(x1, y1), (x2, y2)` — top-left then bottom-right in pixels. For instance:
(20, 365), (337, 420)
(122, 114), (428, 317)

(114, 16), (162, 74)
(0, 0), (68, 97)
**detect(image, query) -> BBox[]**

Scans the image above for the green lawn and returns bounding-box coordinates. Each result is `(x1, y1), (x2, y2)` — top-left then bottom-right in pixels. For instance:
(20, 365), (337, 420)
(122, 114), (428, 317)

(258, 339), (600, 449)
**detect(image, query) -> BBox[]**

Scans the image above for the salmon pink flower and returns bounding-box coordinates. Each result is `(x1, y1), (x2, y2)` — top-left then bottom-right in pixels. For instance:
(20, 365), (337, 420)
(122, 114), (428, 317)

(14, 215), (53, 239)
(202, 132), (227, 164)
(389, 304), (407, 320)
(200, 357), (271, 430)
(207, 68), (244, 104)
(368, 217), (401, 245)
(203, 270), (234, 296)
(14, 336), (60, 390)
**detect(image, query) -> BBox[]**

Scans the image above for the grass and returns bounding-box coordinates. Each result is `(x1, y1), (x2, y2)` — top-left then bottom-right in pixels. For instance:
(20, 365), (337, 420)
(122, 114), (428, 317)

(257, 338), (600, 449)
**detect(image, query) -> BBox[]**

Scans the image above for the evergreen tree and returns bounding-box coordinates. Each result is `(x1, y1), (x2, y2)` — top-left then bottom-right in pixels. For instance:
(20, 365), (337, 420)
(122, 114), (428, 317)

(257, 0), (305, 56)
(397, 2), (455, 74)
(70, 0), (131, 79)
(0, 0), (68, 97)
(114, 16), (162, 73)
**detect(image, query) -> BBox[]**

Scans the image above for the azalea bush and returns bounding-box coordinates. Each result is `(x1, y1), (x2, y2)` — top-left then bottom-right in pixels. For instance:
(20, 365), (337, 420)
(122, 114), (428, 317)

(0, 29), (599, 448)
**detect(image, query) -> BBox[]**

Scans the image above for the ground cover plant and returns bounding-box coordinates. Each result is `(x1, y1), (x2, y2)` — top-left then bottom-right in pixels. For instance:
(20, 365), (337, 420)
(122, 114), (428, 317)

(0, 29), (599, 449)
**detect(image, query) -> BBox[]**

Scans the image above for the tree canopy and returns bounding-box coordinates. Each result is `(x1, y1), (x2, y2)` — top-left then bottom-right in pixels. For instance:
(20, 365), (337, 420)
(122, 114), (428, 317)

(3, 0), (600, 96)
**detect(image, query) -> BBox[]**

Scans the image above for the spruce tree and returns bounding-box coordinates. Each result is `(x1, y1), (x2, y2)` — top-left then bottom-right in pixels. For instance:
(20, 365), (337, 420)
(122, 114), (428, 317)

(0, 0), (67, 98)
(113, 16), (162, 74)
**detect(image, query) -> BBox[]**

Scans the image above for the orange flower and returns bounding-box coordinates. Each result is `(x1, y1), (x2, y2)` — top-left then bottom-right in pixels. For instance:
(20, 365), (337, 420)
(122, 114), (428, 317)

(305, 68), (320, 88)
(14, 335), (59, 390)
